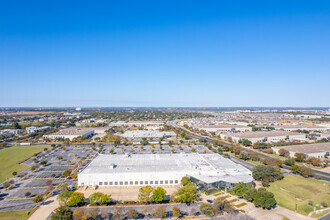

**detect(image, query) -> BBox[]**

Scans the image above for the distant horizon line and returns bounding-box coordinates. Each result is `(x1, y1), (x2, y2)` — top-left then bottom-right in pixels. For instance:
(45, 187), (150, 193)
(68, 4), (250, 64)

(0, 106), (329, 109)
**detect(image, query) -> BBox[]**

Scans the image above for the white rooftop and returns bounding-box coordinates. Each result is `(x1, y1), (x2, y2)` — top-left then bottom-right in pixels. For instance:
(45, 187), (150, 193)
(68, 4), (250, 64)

(80, 153), (253, 184)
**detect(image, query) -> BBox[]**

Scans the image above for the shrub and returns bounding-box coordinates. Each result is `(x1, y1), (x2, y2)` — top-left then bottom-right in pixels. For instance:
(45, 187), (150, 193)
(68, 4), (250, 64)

(200, 203), (214, 216)
(25, 192), (31, 197)
(3, 182), (10, 188)
(33, 195), (43, 203)
(51, 207), (73, 220)
(126, 208), (139, 219)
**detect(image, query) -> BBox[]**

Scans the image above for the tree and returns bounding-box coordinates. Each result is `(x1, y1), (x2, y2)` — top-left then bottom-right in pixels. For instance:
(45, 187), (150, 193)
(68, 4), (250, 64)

(113, 207), (125, 220)
(172, 207), (184, 218)
(200, 203), (214, 216)
(126, 208), (139, 219)
(67, 192), (85, 207)
(40, 160), (48, 165)
(46, 180), (52, 186)
(253, 188), (276, 209)
(239, 152), (250, 160)
(3, 182), (10, 188)
(73, 208), (87, 220)
(58, 190), (73, 206)
(289, 165), (300, 173)
(181, 177), (191, 186)
(62, 169), (72, 177)
(191, 148), (196, 152)
(252, 165), (283, 183)
(284, 158), (295, 166)
(278, 149), (290, 157)
(12, 122), (21, 129)
(51, 207), (73, 220)
(25, 192), (31, 197)
(308, 157), (322, 167)
(299, 167), (314, 177)
(294, 153), (307, 162)
(262, 158), (282, 168)
(89, 192), (111, 205)
(152, 187), (166, 203)
(152, 206), (167, 218)
(33, 195), (43, 203)
(12, 171), (17, 176)
(138, 186), (154, 203)
(243, 187), (257, 202)
(242, 139), (252, 146)
(249, 151), (260, 161)
(173, 182), (200, 203)
(233, 182), (247, 197)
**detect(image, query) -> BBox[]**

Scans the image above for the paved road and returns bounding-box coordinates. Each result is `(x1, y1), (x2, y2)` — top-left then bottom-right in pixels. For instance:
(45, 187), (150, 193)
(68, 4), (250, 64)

(168, 121), (330, 181)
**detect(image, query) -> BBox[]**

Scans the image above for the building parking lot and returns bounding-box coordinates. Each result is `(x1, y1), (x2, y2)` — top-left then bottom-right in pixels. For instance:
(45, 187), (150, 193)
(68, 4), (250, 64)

(0, 144), (212, 213)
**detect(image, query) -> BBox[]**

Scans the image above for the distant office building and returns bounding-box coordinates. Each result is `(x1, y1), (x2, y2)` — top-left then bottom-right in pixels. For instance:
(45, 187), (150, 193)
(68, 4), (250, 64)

(26, 126), (51, 134)
(0, 129), (21, 135)
(43, 128), (94, 140)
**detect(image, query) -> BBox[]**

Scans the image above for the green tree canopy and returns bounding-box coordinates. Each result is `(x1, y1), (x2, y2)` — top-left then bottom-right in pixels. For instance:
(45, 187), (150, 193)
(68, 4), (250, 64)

(138, 186), (154, 204)
(67, 192), (85, 207)
(88, 192), (111, 205)
(152, 187), (166, 203)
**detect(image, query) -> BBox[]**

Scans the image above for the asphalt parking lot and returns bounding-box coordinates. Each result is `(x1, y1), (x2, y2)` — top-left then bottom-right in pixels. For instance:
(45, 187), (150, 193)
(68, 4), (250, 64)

(0, 144), (212, 212)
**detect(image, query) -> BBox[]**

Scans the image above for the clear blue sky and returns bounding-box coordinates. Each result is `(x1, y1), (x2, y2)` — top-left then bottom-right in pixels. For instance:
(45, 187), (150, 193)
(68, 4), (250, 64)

(1, 0), (329, 107)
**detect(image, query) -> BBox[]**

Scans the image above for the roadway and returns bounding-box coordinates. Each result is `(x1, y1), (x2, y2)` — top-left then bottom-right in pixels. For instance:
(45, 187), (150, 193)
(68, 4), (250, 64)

(168, 121), (330, 181)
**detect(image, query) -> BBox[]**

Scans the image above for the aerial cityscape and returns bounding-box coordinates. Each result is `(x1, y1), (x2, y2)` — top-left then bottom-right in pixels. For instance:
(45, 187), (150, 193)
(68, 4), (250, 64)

(1, 1), (329, 220)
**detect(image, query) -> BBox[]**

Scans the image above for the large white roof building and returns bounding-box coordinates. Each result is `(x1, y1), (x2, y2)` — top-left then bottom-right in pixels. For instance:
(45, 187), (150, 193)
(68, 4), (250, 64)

(78, 153), (253, 191)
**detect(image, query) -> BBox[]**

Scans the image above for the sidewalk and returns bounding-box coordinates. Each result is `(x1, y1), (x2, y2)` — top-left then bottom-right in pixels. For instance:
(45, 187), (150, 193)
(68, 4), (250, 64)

(28, 195), (59, 220)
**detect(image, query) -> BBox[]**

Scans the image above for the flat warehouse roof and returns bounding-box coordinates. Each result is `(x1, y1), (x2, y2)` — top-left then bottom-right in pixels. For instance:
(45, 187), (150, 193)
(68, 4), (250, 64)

(228, 131), (304, 139)
(121, 131), (176, 138)
(48, 128), (94, 136)
(273, 142), (330, 154)
(79, 153), (253, 184)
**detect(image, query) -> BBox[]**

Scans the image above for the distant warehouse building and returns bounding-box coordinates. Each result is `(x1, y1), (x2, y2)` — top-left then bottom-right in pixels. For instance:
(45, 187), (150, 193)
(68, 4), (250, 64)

(272, 142), (330, 159)
(273, 125), (329, 132)
(121, 130), (176, 140)
(0, 129), (21, 135)
(26, 126), (51, 134)
(220, 131), (306, 144)
(194, 125), (252, 133)
(78, 153), (253, 192)
(43, 128), (95, 140)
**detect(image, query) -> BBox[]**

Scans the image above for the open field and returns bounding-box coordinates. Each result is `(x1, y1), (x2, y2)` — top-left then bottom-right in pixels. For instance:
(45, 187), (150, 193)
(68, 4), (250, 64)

(0, 145), (48, 183)
(268, 174), (330, 216)
(0, 209), (34, 220)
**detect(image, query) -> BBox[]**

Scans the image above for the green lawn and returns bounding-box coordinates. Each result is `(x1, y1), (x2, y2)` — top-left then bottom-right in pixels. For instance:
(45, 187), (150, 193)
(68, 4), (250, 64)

(268, 174), (330, 216)
(0, 145), (48, 183)
(0, 209), (34, 220)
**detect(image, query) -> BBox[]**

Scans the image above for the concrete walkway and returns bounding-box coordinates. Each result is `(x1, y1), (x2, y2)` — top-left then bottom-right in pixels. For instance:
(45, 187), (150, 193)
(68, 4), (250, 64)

(28, 195), (59, 220)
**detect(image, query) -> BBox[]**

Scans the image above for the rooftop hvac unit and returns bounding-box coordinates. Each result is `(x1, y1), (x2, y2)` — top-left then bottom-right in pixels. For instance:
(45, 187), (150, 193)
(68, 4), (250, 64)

(109, 163), (116, 169)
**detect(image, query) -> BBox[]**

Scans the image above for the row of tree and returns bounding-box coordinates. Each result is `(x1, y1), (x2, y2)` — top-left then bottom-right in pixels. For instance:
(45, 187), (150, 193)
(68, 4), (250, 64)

(233, 183), (276, 209)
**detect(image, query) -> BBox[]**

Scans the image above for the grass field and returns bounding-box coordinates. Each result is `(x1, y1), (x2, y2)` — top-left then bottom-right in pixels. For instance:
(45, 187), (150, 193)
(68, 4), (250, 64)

(0, 209), (34, 220)
(0, 145), (48, 183)
(268, 174), (330, 216)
